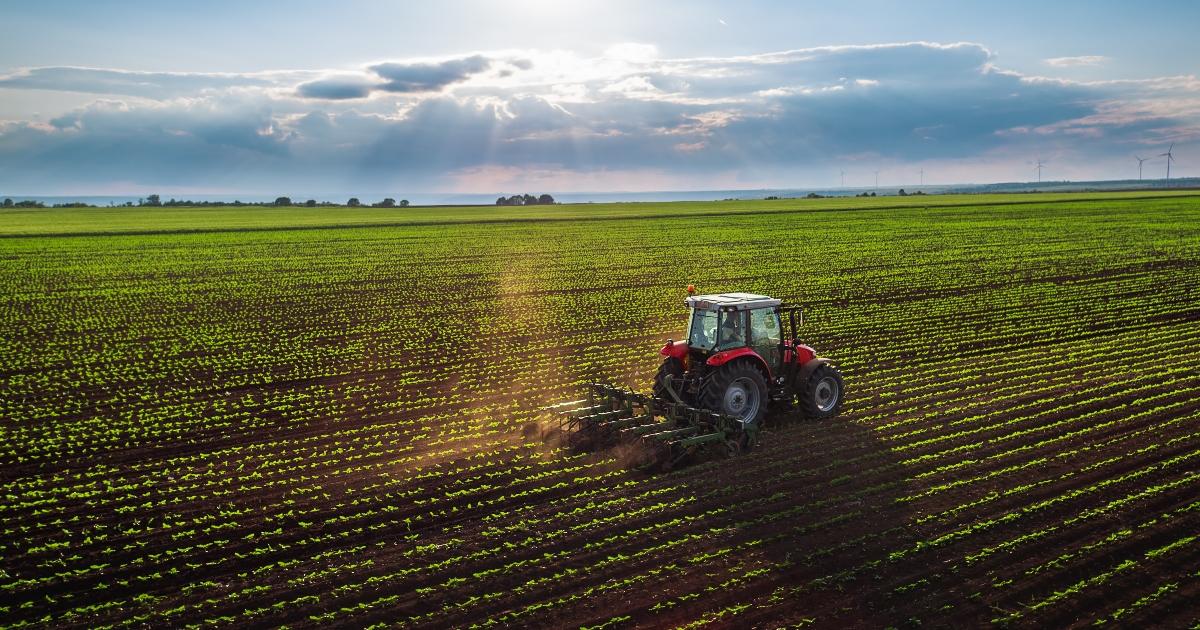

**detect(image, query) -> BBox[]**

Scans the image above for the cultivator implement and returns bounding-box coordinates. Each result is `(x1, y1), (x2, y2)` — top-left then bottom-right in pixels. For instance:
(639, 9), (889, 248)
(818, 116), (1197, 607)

(547, 383), (757, 471)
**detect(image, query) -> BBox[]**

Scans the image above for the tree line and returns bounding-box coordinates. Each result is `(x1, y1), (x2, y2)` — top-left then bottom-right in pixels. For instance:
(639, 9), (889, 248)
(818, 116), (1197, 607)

(496, 194), (555, 206)
(5, 193), (558, 209)
(1, 195), (414, 208)
(149, 195), (413, 208)
(3, 198), (57, 208)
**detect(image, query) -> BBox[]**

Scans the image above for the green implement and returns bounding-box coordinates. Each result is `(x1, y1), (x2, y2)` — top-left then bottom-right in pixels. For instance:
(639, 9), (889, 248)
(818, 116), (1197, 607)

(548, 382), (758, 471)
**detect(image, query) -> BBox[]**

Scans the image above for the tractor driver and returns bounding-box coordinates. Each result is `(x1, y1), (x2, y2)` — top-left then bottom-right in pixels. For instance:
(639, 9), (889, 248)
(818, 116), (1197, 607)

(719, 312), (745, 349)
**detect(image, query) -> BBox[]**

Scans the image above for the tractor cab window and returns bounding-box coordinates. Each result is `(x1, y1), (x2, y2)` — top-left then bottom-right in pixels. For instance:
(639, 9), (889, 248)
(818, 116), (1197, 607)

(716, 310), (747, 350)
(750, 307), (782, 370)
(688, 308), (719, 351)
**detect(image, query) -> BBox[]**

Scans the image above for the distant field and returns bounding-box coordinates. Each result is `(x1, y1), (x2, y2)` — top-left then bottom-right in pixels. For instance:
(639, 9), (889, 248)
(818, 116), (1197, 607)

(2, 189), (1198, 236)
(2, 193), (1199, 628)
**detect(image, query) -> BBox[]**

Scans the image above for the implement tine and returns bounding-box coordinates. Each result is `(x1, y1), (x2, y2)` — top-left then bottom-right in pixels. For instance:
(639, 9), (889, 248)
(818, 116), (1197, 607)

(543, 398), (589, 411)
(618, 421), (673, 439)
(640, 426), (700, 442)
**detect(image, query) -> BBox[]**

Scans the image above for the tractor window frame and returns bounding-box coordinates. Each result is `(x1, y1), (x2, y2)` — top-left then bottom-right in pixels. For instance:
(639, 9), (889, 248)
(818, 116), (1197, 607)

(748, 307), (781, 345)
(748, 307), (782, 369)
(687, 308), (719, 351)
(715, 309), (748, 351)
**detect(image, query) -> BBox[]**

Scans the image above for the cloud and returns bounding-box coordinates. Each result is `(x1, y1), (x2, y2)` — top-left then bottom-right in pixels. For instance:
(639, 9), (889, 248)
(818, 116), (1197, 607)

(1, 42), (1197, 193)
(295, 75), (376, 100)
(600, 76), (663, 98)
(0, 66), (279, 98)
(1044, 55), (1110, 67)
(291, 54), (528, 100)
(368, 55), (493, 93)
(0, 55), (527, 103)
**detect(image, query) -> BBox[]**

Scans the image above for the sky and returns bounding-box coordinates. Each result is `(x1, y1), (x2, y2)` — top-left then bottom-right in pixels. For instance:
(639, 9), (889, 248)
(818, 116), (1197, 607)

(0, 0), (1197, 196)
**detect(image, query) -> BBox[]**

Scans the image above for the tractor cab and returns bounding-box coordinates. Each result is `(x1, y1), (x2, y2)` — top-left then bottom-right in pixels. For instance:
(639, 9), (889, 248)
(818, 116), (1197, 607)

(684, 293), (784, 371)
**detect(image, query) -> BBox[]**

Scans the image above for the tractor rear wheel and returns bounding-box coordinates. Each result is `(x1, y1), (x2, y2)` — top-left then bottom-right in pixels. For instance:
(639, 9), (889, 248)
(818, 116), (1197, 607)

(700, 362), (767, 425)
(652, 357), (685, 401)
(799, 364), (844, 419)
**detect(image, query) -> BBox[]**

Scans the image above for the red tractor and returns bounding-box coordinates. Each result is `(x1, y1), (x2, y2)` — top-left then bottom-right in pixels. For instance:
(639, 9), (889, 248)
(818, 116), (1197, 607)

(653, 291), (844, 425)
(553, 290), (844, 468)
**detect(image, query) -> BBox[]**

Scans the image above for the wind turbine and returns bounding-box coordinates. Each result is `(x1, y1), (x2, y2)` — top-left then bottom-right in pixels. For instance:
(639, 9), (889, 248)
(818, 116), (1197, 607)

(1035, 159), (1046, 183)
(919, 168), (924, 187)
(874, 170), (880, 191)
(840, 170), (845, 188)
(1160, 143), (1175, 183)
(1135, 155), (1148, 180)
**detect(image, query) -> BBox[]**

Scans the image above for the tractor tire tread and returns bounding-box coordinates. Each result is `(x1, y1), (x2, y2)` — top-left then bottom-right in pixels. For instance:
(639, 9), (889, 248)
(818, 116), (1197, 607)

(699, 361), (768, 425)
(798, 364), (845, 419)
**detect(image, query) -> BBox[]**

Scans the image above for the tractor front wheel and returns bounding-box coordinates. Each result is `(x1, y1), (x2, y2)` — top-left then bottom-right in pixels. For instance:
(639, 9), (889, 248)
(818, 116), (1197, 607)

(700, 362), (767, 425)
(799, 364), (844, 419)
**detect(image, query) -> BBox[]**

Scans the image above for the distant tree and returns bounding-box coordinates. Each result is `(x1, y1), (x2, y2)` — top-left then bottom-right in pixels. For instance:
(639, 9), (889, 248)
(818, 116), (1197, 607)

(143, 194), (161, 207)
(537, 194), (555, 204)
(2, 198), (12, 208)
(521, 193), (537, 205)
(305, 199), (317, 207)
(347, 197), (361, 207)
(496, 196), (508, 206)
(507, 195), (524, 206)
(399, 199), (409, 207)
(274, 196), (292, 206)
(898, 189), (907, 196)
(377, 198), (396, 208)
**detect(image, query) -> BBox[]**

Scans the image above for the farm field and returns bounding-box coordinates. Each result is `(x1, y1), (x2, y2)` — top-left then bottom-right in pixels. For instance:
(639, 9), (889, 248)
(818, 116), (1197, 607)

(2, 191), (1200, 628)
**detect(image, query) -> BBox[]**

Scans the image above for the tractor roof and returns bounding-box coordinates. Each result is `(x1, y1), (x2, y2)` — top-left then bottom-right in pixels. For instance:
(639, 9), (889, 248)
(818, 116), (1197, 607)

(685, 292), (781, 311)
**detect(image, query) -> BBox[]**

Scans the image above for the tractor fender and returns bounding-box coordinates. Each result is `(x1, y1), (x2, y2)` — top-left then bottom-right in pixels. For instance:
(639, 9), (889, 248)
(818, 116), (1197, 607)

(660, 340), (688, 361)
(795, 357), (833, 387)
(792, 344), (816, 365)
(707, 347), (772, 380)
